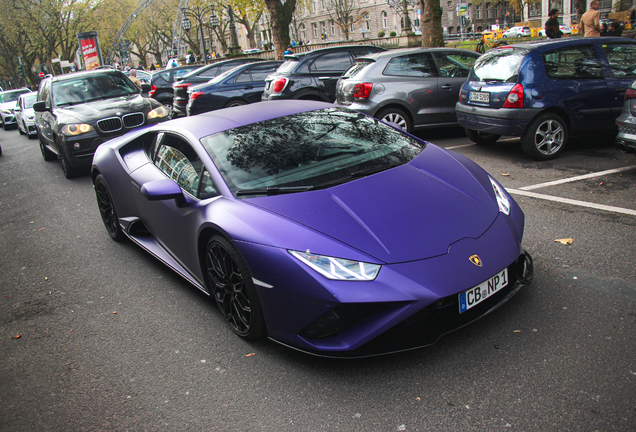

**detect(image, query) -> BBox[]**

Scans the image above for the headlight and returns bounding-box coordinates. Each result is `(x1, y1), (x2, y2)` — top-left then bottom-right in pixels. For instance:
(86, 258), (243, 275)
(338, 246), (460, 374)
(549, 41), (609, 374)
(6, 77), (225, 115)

(289, 250), (381, 281)
(148, 106), (168, 119)
(61, 124), (93, 136)
(489, 176), (511, 215)
(2, 109), (12, 114)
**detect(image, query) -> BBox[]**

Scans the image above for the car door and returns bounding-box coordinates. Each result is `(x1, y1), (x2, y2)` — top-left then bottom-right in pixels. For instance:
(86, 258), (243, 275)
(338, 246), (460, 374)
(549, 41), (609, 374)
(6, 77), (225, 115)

(237, 62), (283, 103)
(542, 43), (611, 133)
(129, 132), (216, 274)
(432, 51), (480, 122)
(597, 41), (636, 118)
(35, 80), (56, 147)
(382, 52), (445, 125)
(309, 51), (355, 101)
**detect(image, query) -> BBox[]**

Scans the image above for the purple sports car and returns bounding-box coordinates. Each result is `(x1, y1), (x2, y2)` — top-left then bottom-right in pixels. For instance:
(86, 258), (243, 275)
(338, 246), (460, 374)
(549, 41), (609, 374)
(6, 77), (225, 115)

(92, 100), (533, 357)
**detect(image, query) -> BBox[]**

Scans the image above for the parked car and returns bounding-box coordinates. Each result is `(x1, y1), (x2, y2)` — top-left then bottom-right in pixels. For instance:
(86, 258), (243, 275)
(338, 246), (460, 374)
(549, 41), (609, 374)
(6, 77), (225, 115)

(91, 100), (533, 357)
(0, 88), (32, 130)
(15, 92), (37, 137)
(34, 69), (169, 178)
(172, 59), (264, 116)
(336, 48), (480, 133)
(502, 26), (532, 38)
(538, 24), (573, 37)
(261, 45), (386, 103)
(456, 37), (636, 160)
(615, 79), (636, 156)
(147, 65), (199, 118)
(187, 60), (283, 116)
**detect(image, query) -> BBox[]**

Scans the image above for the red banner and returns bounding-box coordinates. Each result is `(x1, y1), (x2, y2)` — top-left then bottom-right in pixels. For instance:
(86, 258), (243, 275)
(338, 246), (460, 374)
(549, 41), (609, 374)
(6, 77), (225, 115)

(80, 37), (100, 70)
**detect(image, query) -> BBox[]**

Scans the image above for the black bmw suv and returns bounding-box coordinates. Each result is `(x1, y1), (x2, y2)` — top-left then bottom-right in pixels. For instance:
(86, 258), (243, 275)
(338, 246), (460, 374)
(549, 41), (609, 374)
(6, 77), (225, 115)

(34, 69), (169, 178)
(172, 58), (265, 116)
(261, 45), (385, 102)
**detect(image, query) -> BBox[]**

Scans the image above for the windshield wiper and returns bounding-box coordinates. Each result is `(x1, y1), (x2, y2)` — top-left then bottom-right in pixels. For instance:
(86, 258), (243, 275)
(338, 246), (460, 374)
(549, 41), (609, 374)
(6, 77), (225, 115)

(350, 162), (402, 178)
(235, 186), (314, 196)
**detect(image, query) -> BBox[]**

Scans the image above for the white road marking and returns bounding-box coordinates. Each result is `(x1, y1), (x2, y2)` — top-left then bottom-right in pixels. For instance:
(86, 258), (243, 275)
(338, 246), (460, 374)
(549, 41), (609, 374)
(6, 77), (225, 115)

(507, 189), (636, 216)
(445, 143), (476, 150)
(519, 165), (636, 190)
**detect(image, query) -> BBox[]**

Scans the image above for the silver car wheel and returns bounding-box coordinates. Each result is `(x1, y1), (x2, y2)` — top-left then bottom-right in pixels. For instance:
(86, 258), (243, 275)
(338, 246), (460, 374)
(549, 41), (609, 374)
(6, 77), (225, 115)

(534, 118), (564, 156)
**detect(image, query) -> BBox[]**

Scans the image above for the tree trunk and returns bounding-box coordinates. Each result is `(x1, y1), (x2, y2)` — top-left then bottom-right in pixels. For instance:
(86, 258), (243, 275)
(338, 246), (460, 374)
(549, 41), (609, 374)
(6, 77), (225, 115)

(420, 0), (445, 48)
(264, 0), (297, 59)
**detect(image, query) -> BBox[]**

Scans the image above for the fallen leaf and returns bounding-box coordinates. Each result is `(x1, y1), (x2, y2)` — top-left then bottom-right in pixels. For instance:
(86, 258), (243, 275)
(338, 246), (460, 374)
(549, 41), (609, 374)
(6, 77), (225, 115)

(38, 228), (45, 231)
(29, 221), (34, 224)
(554, 238), (573, 245)
(11, 334), (22, 339)
(513, 330), (521, 333)
(501, 173), (510, 176)
(244, 353), (256, 357)
(599, 182), (604, 186)
(112, 311), (117, 314)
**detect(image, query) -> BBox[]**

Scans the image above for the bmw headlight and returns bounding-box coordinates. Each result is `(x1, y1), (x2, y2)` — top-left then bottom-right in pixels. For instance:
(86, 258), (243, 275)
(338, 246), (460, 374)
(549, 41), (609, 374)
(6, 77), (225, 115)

(2, 109), (12, 114)
(289, 250), (381, 281)
(489, 176), (511, 215)
(148, 106), (168, 119)
(61, 123), (94, 136)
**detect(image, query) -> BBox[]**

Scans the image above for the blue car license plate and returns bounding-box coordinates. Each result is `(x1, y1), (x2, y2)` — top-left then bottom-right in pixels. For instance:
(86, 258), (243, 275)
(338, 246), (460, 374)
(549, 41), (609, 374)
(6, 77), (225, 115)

(459, 268), (508, 313)
(469, 91), (490, 103)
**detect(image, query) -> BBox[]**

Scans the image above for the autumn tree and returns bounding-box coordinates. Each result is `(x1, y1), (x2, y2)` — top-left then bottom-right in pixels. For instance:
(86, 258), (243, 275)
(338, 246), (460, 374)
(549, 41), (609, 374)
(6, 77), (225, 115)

(326, 0), (365, 41)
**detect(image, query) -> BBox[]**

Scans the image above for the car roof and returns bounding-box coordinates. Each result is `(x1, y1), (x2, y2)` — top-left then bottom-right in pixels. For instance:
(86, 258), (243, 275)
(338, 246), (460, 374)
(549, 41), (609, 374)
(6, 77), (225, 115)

(46, 69), (126, 82)
(499, 35), (636, 51)
(284, 44), (385, 60)
(355, 46), (478, 61)
(157, 100), (331, 139)
(181, 58), (265, 79)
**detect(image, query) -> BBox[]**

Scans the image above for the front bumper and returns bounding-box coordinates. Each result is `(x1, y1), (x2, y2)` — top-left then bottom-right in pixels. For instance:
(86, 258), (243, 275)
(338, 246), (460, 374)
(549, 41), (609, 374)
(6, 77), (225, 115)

(456, 102), (540, 137)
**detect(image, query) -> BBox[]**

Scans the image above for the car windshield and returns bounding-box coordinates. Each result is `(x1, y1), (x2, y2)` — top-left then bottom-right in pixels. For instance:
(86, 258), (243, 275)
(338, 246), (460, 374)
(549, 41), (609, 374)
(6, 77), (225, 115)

(52, 72), (139, 106)
(1, 90), (29, 103)
(200, 108), (425, 196)
(471, 48), (529, 82)
(22, 94), (36, 108)
(275, 59), (299, 74)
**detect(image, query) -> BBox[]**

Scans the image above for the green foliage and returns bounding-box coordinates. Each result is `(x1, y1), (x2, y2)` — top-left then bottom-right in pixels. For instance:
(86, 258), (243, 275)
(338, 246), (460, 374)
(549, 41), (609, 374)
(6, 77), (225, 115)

(389, 31), (397, 37)
(377, 30), (386, 37)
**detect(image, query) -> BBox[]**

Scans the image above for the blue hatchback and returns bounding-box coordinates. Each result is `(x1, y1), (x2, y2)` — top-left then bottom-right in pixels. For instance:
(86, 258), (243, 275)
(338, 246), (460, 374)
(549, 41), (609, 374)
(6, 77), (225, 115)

(456, 37), (636, 160)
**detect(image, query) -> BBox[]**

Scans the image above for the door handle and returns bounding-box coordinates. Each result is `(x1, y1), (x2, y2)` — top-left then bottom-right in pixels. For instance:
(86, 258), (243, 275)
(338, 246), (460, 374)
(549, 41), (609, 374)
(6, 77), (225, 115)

(441, 84), (453, 90)
(242, 86), (253, 90)
(318, 76), (333, 81)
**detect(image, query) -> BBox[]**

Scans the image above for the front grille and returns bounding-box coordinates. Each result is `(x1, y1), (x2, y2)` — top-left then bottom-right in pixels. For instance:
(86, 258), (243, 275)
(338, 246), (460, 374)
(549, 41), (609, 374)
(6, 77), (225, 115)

(123, 113), (144, 128)
(97, 117), (122, 133)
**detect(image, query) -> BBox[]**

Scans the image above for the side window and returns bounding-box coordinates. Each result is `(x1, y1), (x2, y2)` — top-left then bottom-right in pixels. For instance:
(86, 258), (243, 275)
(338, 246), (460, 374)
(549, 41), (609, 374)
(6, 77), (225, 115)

(543, 45), (603, 80)
(218, 63), (240, 73)
(601, 43), (636, 78)
(310, 52), (353, 72)
(235, 70), (251, 83)
(38, 81), (50, 106)
(174, 68), (191, 79)
(353, 48), (380, 58)
(153, 134), (203, 197)
(433, 52), (477, 77)
(384, 54), (436, 77)
(250, 64), (280, 81)
(199, 169), (219, 199)
(200, 66), (219, 78)
(152, 71), (170, 86)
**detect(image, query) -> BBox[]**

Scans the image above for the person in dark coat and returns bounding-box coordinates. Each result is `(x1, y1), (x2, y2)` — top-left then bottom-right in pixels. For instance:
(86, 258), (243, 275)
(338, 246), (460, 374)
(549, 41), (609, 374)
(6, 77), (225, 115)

(545, 9), (563, 38)
(609, 21), (623, 36)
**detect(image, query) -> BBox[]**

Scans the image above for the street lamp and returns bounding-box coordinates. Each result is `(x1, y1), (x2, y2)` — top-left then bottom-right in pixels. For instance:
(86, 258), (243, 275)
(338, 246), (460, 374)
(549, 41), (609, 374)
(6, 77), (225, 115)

(181, 3), (217, 64)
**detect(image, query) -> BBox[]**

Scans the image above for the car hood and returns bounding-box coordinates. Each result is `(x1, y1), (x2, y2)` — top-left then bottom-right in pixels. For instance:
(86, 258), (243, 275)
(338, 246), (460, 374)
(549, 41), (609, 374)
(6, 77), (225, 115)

(1, 101), (17, 110)
(245, 145), (499, 264)
(55, 94), (157, 122)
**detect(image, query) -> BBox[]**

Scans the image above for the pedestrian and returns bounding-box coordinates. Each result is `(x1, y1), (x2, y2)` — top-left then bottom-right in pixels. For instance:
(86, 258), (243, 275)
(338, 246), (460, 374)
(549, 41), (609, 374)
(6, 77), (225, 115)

(545, 9), (563, 38)
(284, 45), (294, 55)
(609, 21), (623, 36)
(581, 0), (601, 37)
(631, 9), (636, 28)
(129, 69), (142, 90)
(149, 63), (156, 71)
(600, 22), (609, 36)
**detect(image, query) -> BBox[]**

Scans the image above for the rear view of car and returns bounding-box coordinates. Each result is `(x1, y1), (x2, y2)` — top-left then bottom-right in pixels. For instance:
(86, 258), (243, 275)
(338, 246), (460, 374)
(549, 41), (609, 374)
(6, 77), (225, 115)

(615, 79), (636, 156)
(262, 45), (385, 103)
(148, 65), (200, 118)
(336, 48), (479, 133)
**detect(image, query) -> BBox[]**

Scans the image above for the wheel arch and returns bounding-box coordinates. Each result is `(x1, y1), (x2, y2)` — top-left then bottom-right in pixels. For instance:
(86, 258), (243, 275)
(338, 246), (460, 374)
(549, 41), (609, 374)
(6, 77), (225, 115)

(528, 107), (571, 131)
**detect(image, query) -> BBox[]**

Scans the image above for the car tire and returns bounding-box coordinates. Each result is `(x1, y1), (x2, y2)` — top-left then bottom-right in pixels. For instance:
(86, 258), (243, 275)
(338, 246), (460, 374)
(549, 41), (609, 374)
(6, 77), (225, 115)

(94, 174), (125, 242)
(18, 123), (24, 135)
(225, 100), (246, 108)
(465, 128), (501, 145)
(163, 102), (174, 119)
(521, 113), (567, 161)
(204, 235), (266, 340)
(57, 143), (81, 179)
(38, 133), (56, 161)
(376, 107), (412, 133)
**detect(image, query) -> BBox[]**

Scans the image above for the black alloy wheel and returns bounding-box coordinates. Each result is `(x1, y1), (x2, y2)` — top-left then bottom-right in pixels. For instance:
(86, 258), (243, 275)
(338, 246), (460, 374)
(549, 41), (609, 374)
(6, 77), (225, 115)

(94, 174), (124, 241)
(205, 236), (266, 340)
(57, 139), (80, 179)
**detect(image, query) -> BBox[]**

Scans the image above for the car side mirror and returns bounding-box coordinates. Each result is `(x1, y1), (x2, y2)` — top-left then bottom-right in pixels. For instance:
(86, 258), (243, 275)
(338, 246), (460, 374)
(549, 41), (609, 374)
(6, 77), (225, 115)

(33, 101), (47, 112)
(140, 178), (187, 207)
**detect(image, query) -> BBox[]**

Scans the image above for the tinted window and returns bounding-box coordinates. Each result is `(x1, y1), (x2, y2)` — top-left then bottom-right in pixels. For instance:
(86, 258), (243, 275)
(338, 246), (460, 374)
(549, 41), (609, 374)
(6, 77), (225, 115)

(276, 59), (299, 73)
(153, 71), (171, 86)
(153, 134), (203, 197)
(543, 45), (602, 80)
(21, 94), (36, 109)
(218, 62), (242, 73)
(353, 47), (382, 58)
(472, 48), (529, 82)
(250, 63), (281, 81)
(310, 52), (353, 71)
(342, 60), (374, 78)
(384, 53), (436, 77)
(200, 66), (219, 77)
(433, 51), (478, 77)
(235, 70), (251, 83)
(601, 43), (636, 78)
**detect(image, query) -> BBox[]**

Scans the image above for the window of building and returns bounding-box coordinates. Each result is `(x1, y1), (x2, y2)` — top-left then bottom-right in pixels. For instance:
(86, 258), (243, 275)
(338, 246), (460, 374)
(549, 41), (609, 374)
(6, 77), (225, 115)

(382, 11), (388, 28)
(330, 20), (335, 35)
(312, 22), (318, 38)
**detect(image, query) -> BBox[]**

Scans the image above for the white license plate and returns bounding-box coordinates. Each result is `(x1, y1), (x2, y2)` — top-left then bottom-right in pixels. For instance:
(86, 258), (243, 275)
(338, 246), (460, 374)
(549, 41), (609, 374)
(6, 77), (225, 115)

(459, 268), (508, 313)
(469, 91), (490, 103)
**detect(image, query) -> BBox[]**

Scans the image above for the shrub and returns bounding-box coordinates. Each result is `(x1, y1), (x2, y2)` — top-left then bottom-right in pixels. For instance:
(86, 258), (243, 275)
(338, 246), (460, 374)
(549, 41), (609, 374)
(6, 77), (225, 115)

(389, 31), (397, 37)
(377, 31), (386, 37)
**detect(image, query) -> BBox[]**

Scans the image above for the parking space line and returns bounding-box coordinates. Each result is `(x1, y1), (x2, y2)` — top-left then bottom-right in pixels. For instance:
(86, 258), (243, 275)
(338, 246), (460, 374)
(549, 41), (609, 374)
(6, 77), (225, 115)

(445, 143), (476, 150)
(519, 165), (636, 191)
(507, 189), (636, 216)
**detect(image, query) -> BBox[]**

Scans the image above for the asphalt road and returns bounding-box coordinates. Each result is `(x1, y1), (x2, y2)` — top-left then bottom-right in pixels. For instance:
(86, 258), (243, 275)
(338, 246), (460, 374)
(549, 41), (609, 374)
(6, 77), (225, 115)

(1, 126), (635, 431)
